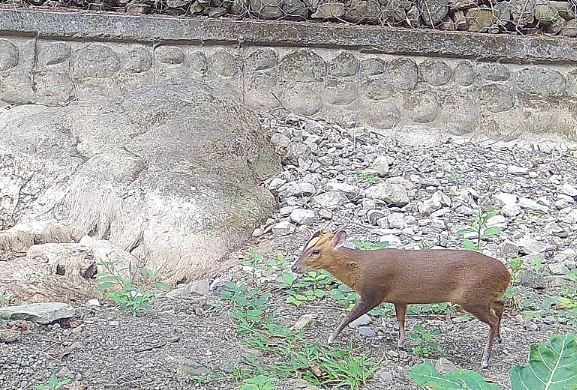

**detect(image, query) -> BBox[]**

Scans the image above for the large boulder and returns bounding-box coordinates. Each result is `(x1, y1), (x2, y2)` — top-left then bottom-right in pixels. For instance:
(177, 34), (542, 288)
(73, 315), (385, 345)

(0, 80), (280, 289)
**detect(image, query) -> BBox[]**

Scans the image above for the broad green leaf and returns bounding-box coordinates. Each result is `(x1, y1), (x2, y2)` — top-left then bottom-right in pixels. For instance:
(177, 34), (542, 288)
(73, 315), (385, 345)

(457, 227), (476, 236)
(463, 240), (481, 251)
(481, 227), (503, 238)
(511, 333), (577, 390)
(408, 363), (500, 389)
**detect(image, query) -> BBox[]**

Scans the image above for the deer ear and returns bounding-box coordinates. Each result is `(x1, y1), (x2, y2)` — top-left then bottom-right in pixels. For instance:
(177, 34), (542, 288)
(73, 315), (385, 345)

(333, 230), (347, 248)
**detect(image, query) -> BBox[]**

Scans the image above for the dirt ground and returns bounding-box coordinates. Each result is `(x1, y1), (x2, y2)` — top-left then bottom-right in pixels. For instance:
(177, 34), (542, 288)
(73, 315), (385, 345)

(1, 235), (574, 390)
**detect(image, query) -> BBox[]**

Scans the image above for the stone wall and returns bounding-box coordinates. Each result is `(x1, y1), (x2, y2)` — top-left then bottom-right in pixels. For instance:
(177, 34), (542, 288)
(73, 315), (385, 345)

(1, 9), (577, 140)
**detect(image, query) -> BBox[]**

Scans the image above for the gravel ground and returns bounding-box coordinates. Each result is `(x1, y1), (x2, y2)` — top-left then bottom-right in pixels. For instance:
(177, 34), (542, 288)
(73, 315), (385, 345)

(1, 114), (577, 390)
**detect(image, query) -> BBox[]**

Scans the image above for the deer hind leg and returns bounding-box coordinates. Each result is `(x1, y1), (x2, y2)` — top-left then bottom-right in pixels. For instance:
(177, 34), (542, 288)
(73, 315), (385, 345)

(492, 300), (505, 343)
(460, 302), (499, 369)
(394, 303), (407, 347)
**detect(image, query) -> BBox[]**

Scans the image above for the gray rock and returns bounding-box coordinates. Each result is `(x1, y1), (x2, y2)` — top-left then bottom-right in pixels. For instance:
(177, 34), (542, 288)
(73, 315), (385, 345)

(0, 303), (75, 325)
(272, 220), (294, 236)
(368, 210), (387, 225)
(385, 58), (418, 90)
(325, 181), (358, 197)
(330, 52), (360, 77)
(501, 241), (520, 257)
(517, 270), (546, 289)
(561, 18), (577, 36)
(549, 263), (569, 275)
(348, 313), (372, 327)
(363, 181), (410, 207)
(378, 370), (394, 382)
(271, 133), (291, 148)
(361, 58), (385, 76)
(292, 313), (317, 330)
(290, 209), (317, 225)
(358, 325), (377, 337)
(0, 39), (19, 71)
(436, 357), (459, 374)
(421, 0), (450, 25)
(454, 61), (475, 86)
(72, 44), (120, 78)
(310, 191), (349, 209)
(466, 8), (496, 32)
(511, 0), (535, 25)
(419, 59), (452, 86)
(479, 84), (514, 113)
(519, 197), (549, 212)
(516, 235), (547, 255)
(480, 64), (510, 81)
(312, 2), (345, 18)
(516, 67), (566, 97)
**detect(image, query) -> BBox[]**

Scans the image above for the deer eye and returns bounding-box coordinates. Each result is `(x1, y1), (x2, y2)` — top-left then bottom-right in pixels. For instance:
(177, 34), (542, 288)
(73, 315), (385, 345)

(311, 250), (321, 256)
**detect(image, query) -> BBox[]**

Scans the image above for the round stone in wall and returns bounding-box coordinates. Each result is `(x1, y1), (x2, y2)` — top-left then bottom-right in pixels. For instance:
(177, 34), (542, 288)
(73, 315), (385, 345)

(479, 84), (514, 113)
(245, 72), (280, 110)
(454, 60), (476, 86)
(479, 64), (510, 81)
(245, 48), (278, 72)
(438, 94), (481, 135)
(190, 52), (209, 75)
(402, 90), (440, 123)
(0, 39), (19, 71)
(281, 82), (323, 116)
(361, 78), (393, 100)
(155, 46), (185, 65)
(38, 42), (71, 66)
(323, 79), (358, 105)
(363, 101), (401, 129)
(385, 58), (418, 90)
(125, 47), (152, 73)
(210, 50), (239, 78)
(361, 58), (385, 76)
(515, 67), (566, 97)
(567, 69), (577, 98)
(72, 44), (120, 78)
(279, 50), (327, 82)
(419, 59), (452, 86)
(330, 52), (360, 77)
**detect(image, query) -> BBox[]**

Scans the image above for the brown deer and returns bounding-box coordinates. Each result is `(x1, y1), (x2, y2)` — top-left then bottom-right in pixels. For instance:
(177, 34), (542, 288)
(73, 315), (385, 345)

(291, 230), (511, 369)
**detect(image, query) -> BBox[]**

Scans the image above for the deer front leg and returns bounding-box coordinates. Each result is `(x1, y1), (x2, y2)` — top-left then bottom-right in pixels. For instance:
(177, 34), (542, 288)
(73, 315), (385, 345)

(328, 298), (381, 344)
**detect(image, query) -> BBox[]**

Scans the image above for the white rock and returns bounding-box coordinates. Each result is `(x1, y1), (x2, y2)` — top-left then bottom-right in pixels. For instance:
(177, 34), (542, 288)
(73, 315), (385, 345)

(279, 181), (316, 197)
(508, 165), (529, 175)
(519, 197), (549, 212)
(290, 209), (317, 225)
(325, 181), (358, 197)
(380, 234), (402, 248)
(502, 203), (522, 217)
(486, 215), (507, 227)
(267, 177), (286, 190)
(310, 191), (349, 209)
(0, 303), (75, 325)
(387, 213), (406, 229)
(560, 183), (577, 198)
(86, 299), (101, 307)
(363, 181), (410, 206)
(270, 133), (291, 147)
(493, 192), (518, 206)
(371, 156), (390, 176)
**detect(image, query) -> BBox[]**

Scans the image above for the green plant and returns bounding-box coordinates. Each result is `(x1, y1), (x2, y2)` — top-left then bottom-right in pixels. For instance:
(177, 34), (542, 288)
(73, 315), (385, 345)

(511, 333), (577, 390)
(96, 259), (168, 315)
(219, 282), (269, 331)
(447, 169), (462, 183)
(358, 172), (380, 184)
(353, 240), (388, 251)
(408, 363), (500, 389)
(408, 324), (444, 358)
(408, 333), (577, 390)
(0, 293), (9, 306)
(35, 375), (71, 390)
(457, 209), (502, 252)
(509, 257), (524, 283)
(240, 374), (277, 390)
(281, 270), (334, 307)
